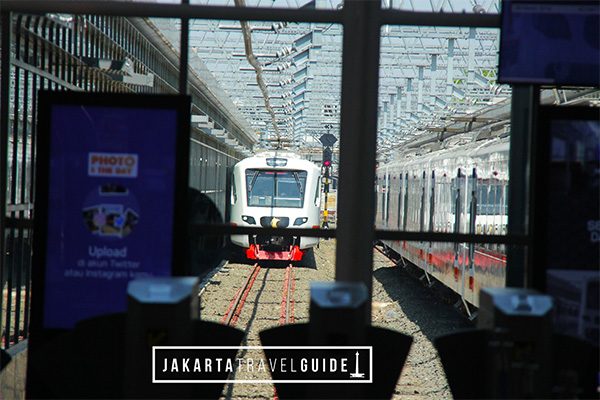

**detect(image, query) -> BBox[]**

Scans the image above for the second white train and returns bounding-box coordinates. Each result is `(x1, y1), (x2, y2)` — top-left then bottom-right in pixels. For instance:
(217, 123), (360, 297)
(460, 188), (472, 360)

(376, 136), (510, 309)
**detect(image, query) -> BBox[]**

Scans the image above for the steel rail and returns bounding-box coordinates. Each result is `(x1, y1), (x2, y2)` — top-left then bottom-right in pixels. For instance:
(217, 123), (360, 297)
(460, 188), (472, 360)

(285, 265), (294, 324)
(373, 244), (391, 259)
(222, 263), (261, 326)
(279, 263), (295, 325)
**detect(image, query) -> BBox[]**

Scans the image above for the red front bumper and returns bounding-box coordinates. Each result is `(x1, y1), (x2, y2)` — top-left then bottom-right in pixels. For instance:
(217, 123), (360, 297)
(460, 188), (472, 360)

(246, 244), (304, 261)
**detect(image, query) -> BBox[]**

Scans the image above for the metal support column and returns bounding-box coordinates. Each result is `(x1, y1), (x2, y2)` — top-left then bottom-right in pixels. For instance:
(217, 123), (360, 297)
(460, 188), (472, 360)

(179, 0), (189, 94)
(335, 1), (381, 323)
(506, 84), (539, 287)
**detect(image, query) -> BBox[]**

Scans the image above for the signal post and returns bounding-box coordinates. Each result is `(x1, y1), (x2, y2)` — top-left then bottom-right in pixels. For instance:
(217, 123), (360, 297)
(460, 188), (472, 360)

(319, 133), (336, 229)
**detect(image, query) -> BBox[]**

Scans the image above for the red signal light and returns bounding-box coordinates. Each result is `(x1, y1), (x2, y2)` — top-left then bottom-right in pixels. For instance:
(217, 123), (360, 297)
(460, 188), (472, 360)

(323, 160), (331, 167)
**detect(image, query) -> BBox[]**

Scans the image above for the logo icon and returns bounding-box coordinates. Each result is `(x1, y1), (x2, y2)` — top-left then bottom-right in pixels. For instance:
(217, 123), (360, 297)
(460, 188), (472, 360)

(350, 351), (365, 378)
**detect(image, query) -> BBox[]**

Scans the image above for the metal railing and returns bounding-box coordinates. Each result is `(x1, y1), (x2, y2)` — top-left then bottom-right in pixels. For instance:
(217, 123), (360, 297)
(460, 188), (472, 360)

(0, 11), (247, 348)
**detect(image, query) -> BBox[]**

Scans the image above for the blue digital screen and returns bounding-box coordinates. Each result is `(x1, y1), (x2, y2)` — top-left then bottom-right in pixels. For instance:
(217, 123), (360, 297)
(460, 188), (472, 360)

(43, 105), (178, 329)
(499, 0), (599, 86)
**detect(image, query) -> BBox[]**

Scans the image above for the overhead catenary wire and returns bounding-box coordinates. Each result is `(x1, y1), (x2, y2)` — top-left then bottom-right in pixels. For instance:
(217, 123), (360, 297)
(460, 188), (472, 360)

(234, 0), (282, 148)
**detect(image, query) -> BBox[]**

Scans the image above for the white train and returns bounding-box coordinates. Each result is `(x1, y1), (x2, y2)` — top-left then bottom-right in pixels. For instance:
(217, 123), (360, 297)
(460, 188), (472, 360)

(230, 152), (321, 261)
(375, 136), (510, 310)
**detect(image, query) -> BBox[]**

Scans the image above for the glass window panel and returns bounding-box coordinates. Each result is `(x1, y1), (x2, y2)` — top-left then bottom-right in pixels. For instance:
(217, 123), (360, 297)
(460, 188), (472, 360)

(246, 169), (307, 208)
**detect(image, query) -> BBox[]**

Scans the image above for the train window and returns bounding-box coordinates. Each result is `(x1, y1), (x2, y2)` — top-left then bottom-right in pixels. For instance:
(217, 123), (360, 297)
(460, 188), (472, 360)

(314, 176), (321, 206)
(450, 176), (466, 216)
(478, 184), (487, 214)
(475, 181), (509, 216)
(245, 169), (307, 208)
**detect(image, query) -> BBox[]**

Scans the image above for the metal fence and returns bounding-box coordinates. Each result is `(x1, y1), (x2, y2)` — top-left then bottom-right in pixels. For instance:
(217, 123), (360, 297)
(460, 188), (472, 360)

(0, 13), (246, 349)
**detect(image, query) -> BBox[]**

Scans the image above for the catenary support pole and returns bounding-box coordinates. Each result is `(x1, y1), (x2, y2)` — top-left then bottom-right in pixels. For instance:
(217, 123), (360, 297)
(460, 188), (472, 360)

(179, 0), (189, 94)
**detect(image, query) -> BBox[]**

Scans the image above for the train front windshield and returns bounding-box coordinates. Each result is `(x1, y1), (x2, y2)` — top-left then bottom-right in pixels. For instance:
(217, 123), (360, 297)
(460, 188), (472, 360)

(246, 169), (307, 208)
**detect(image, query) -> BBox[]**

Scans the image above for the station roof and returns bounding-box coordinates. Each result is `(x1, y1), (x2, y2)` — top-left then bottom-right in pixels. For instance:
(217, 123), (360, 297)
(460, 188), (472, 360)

(154, 0), (509, 156)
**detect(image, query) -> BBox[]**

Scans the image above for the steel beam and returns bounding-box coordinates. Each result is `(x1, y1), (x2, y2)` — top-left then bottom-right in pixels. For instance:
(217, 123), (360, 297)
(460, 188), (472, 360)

(506, 85), (539, 288)
(1, 2), (344, 23)
(179, 0), (189, 94)
(335, 1), (381, 323)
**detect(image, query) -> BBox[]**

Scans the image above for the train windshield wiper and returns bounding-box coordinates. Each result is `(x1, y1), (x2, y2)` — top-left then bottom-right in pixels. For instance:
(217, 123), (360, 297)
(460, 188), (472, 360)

(248, 170), (260, 193)
(293, 172), (304, 195)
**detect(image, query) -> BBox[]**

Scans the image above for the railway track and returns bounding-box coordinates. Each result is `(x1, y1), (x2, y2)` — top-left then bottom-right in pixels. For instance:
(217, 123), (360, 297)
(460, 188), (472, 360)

(208, 261), (299, 399)
(279, 264), (295, 325)
(374, 242), (403, 265)
(200, 241), (466, 399)
(221, 263), (262, 327)
(219, 262), (296, 329)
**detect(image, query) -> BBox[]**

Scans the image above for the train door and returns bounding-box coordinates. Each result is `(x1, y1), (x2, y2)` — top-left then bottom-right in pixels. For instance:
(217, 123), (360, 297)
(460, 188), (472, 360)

(409, 171), (421, 231)
(451, 168), (467, 290)
(424, 170), (436, 284)
(467, 168), (477, 300)
(490, 176), (508, 254)
(419, 170), (427, 232)
(386, 172), (395, 230)
(376, 171), (384, 225)
(402, 172), (409, 231)
(384, 171), (390, 227)
(397, 172), (404, 233)
(413, 170), (426, 261)
(429, 171), (436, 233)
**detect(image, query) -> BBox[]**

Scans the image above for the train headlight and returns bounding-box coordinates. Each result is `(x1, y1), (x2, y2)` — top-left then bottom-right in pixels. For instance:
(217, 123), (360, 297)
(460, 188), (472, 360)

(293, 217), (308, 226)
(241, 215), (256, 225)
(266, 158), (288, 167)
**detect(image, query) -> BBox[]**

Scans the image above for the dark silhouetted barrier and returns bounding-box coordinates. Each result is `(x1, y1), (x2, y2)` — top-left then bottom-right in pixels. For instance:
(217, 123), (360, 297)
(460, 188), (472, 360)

(434, 287), (599, 399)
(26, 278), (244, 399)
(260, 282), (413, 399)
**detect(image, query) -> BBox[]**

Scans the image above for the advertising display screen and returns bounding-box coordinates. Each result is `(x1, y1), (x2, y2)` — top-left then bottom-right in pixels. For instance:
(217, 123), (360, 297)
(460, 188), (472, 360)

(499, 0), (600, 86)
(535, 106), (600, 344)
(32, 92), (190, 330)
